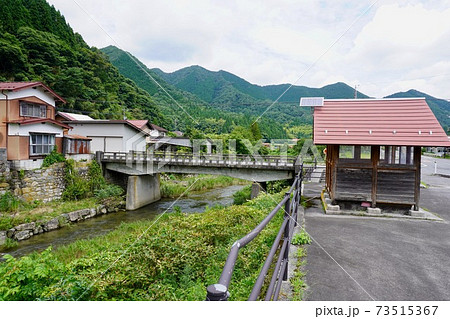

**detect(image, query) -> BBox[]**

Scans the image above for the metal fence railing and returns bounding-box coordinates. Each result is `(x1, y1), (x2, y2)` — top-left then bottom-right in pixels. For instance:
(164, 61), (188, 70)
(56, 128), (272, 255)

(206, 165), (303, 301)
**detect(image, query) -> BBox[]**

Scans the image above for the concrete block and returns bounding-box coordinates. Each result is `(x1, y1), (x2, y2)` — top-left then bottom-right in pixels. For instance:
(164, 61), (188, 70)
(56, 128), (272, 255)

(410, 210), (426, 217)
(326, 204), (340, 212)
(367, 207), (381, 214)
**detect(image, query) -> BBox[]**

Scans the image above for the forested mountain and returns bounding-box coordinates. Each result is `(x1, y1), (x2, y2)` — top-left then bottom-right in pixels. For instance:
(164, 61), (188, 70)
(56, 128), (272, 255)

(0, 0), (166, 125)
(152, 66), (368, 104)
(386, 90), (450, 132)
(101, 46), (289, 138)
(102, 46), (366, 139)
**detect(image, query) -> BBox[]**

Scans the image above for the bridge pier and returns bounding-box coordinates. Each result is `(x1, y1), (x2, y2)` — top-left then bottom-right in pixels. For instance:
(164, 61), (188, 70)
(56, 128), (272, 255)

(126, 174), (161, 210)
(251, 181), (267, 199)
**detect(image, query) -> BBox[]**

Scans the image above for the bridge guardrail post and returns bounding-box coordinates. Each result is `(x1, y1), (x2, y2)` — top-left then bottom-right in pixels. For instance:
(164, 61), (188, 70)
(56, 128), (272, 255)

(206, 284), (229, 301)
(283, 193), (290, 281)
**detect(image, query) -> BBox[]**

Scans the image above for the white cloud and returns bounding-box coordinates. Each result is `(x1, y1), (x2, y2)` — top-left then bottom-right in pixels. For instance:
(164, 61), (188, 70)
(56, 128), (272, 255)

(47, 0), (450, 99)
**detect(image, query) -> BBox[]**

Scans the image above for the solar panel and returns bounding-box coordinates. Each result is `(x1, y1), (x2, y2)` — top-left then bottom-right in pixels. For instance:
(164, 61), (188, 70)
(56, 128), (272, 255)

(299, 97), (324, 107)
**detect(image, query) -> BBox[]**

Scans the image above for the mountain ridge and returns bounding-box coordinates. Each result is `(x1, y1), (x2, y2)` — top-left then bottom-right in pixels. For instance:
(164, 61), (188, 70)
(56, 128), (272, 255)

(103, 45), (450, 136)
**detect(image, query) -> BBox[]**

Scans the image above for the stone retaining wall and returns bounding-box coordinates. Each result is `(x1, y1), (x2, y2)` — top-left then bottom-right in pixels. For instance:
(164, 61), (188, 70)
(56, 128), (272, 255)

(0, 200), (124, 245)
(1, 160), (90, 203)
(0, 149), (10, 195)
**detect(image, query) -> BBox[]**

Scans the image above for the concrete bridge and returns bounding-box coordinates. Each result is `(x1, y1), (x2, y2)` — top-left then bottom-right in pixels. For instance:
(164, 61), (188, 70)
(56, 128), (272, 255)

(96, 151), (304, 210)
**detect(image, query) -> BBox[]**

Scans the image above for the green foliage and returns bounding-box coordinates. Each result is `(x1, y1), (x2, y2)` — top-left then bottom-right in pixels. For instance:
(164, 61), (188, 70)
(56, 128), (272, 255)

(87, 160), (106, 193)
(233, 185), (252, 205)
(0, 192), (20, 213)
(291, 230), (312, 245)
(1, 237), (18, 249)
(63, 160), (121, 201)
(0, 1), (166, 125)
(62, 159), (89, 201)
(290, 247), (307, 301)
(0, 248), (90, 301)
(94, 184), (123, 200)
(0, 191), (285, 300)
(41, 148), (65, 168)
(160, 175), (246, 198)
(267, 180), (289, 194)
(0, 215), (14, 230)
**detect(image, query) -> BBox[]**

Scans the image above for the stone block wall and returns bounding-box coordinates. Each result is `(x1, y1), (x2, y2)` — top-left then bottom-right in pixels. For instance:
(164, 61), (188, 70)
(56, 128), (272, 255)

(0, 148), (10, 195)
(10, 163), (66, 202)
(6, 160), (90, 203)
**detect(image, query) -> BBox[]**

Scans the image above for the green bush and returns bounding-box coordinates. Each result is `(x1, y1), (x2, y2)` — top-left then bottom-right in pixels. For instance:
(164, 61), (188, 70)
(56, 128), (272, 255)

(94, 184), (123, 199)
(0, 192), (20, 213)
(0, 248), (90, 301)
(267, 180), (290, 194)
(291, 230), (312, 245)
(62, 159), (89, 200)
(87, 161), (106, 193)
(233, 185), (252, 205)
(42, 148), (66, 168)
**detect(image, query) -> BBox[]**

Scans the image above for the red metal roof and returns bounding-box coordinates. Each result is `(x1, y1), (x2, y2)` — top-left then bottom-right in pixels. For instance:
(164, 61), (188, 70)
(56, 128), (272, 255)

(0, 81), (66, 103)
(8, 118), (72, 130)
(127, 120), (148, 129)
(313, 98), (450, 147)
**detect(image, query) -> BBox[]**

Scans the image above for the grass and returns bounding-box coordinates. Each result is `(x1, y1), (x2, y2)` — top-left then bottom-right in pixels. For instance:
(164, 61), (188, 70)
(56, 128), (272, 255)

(0, 197), (99, 231)
(290, 247), (308, 301)
(0, 191), (286, 301)
(160, 174), (249, 198)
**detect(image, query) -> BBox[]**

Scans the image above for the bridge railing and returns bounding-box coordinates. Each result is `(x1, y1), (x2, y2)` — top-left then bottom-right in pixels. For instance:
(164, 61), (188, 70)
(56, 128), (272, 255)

(100, 151), (300, 169)
(205, 165), (303, 301)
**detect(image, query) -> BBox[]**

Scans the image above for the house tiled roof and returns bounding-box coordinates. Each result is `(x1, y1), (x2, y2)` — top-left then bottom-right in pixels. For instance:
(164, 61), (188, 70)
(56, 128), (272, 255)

(8, 118), (72, 130)
(150, 123), (168, 132)
(313, 98), (450, 147)
(0, 81), (66, 103)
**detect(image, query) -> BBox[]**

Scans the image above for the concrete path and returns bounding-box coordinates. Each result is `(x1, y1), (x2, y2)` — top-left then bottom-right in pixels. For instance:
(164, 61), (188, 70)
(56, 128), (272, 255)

(303, 158), (450, 301)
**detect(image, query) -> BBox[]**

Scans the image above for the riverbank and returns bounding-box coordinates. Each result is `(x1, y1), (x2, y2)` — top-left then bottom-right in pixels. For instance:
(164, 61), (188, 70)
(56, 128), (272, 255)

(0, 190), (285, 300)
(0, 197), (124, 248)
(0, 173), (247, 248)
(160, 174), (249, 198)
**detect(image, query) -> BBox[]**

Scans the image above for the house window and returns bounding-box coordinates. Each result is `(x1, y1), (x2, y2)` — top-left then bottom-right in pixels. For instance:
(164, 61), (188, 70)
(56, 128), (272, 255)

(339, 146), (354, 159)
(20, 102), (47, 118)
(379, 146), (414, 165)
(339, 145), (371, 160)
(360, 146), (371, 159)
(30, 133), (55, 155)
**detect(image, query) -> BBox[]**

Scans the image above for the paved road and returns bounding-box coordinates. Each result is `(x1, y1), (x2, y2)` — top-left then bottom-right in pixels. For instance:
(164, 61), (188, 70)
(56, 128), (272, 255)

(303, 158), (450, 301)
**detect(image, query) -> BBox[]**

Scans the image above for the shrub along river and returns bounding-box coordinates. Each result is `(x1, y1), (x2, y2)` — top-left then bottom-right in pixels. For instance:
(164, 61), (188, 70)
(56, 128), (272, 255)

(1, 184), (245, 259)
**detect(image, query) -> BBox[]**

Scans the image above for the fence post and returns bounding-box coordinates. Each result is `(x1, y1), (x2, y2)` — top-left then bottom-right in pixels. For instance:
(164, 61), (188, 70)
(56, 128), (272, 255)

(206, 284), (229, 301)
(283, 193), (290, 281)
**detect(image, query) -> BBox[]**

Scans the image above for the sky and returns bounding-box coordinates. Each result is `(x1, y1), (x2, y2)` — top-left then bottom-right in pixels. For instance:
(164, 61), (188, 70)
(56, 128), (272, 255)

(47, 0), (450, 99)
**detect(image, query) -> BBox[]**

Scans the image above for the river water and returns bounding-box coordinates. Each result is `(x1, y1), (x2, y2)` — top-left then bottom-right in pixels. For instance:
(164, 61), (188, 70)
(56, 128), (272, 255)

(1, 184), (245, 258)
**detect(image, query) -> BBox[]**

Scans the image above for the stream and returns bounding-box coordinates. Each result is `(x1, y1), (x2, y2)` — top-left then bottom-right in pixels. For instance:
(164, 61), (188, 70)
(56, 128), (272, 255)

(1, 184), (245, 258)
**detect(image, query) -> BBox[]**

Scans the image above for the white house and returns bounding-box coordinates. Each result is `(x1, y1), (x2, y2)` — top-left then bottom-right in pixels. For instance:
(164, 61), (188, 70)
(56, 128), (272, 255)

(57, 114), (150, 153)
